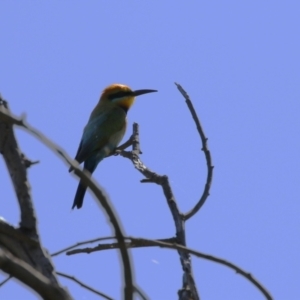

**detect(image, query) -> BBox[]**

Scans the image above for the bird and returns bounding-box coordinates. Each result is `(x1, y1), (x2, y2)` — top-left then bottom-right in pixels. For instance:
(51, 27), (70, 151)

(70, 83), (157, 209)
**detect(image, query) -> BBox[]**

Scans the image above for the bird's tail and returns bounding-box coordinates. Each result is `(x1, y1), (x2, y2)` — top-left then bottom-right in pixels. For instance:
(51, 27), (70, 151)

(71, 156), (100, 209)
(72, 181), (87, 209)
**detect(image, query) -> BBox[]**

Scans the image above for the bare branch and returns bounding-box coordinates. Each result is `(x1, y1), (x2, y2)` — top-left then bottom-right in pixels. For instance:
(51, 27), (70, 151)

(0, 248), (72, 300)
(66, 237), (176, 255)
(0, 220), (38, 247)
(174, 83), (214, 221)
(51, 236), (116, 257)
(118, 123), (199, 300)
(56, 272), (113, 300)
(0, 98), (133, 300)
(0, 98), (73, 299)
(0, 98), (37, 234)
(115, 136), (135, 153)
(67, 237), (272, 300)
(109, 126), (142, 158)
(130, 238), (273, 300)
(57, 271), (149, 300)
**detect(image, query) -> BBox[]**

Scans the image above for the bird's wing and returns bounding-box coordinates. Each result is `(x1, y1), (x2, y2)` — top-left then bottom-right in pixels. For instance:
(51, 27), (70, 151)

(74, 107), (126, 164)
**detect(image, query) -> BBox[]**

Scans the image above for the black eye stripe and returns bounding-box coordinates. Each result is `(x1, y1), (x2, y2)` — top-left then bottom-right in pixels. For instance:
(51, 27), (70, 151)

(108, 91), (132, 101)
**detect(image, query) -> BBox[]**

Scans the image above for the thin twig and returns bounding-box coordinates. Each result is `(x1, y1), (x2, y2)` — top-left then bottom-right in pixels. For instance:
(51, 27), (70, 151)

(51, 236), (116, 257)
(115, 136), (135, 152)
(66, 237), (176, 255)
(133, 285), (149, 300)
(174, 83), (214, 221)
(57, 272), (113, 300)
(0, 275), (12, 287)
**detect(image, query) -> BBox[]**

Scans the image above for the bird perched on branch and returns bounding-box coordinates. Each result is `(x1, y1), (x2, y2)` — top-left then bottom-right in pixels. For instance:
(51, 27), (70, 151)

(70, 84), (157, 209)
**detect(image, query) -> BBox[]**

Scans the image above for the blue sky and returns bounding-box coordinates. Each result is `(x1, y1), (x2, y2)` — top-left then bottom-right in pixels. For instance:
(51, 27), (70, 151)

(1, 1), (300, 299)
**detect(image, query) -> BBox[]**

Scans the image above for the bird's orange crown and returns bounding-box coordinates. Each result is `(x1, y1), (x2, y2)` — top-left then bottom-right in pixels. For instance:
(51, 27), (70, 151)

(100, 84), (134, 111)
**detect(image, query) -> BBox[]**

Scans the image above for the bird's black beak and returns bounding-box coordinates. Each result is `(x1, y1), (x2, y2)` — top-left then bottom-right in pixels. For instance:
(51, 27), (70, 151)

(132, 89), (158, 97)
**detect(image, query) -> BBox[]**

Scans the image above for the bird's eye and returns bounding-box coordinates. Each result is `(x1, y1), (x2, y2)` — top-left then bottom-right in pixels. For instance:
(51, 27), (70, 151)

(108, 91), (132, 101)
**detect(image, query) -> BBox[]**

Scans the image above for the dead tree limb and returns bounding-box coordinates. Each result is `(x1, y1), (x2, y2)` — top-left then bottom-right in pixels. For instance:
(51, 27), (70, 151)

(0, 98), (72, 299)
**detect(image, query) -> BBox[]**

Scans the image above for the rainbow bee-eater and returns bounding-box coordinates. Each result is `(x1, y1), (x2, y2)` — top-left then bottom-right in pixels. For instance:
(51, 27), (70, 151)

(70, 83), (157, 209)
